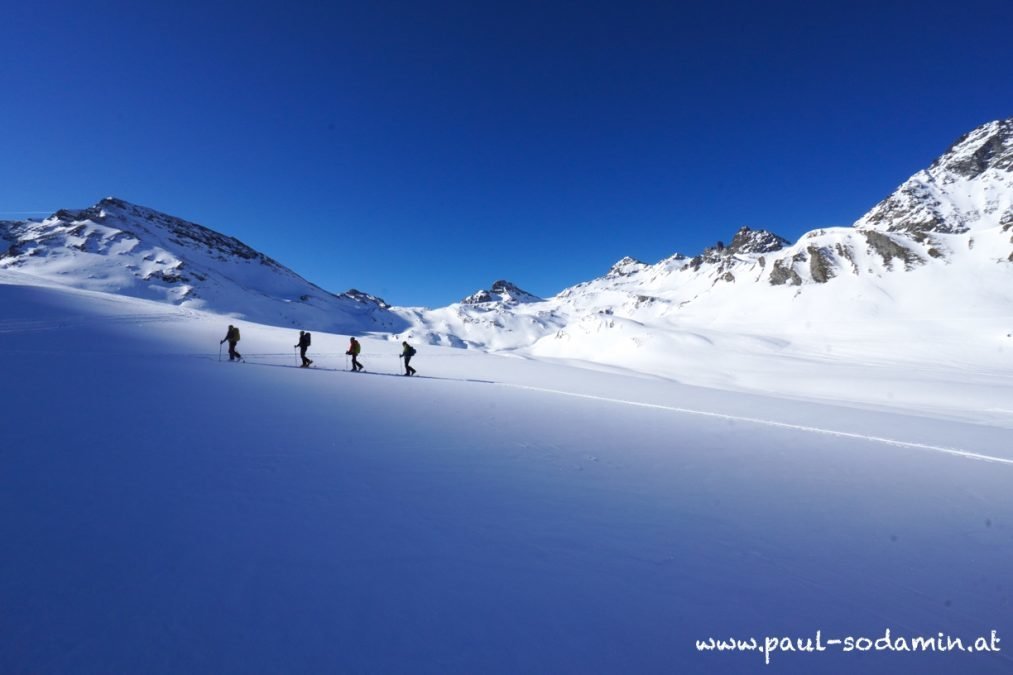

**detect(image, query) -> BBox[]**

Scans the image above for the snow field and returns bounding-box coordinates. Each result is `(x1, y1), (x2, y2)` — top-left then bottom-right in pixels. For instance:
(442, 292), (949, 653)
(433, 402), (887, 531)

(2, 280), (1013, 673)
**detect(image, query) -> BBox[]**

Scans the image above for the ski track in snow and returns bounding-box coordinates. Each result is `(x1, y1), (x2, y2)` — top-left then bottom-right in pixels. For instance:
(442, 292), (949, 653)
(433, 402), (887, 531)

(501, 384), (1013, 466)
(176, 349), (1013, 466)
(188, 350), (1013, 466)
(178, 346), (1012, 466)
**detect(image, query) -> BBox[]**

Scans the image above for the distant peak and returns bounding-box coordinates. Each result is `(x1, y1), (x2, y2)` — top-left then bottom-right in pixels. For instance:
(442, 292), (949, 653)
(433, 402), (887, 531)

(607, 256), (647, 277)
(47, 197), (146, 224)
(490, 279), (520, 292)
(98, 196), (130, 208)
(725, 226), (790, 255)
(685, 226), (789, 271)
(461, 280), (541, 305)
(697, 227), (788, 258)
(93, 197), (166, 218)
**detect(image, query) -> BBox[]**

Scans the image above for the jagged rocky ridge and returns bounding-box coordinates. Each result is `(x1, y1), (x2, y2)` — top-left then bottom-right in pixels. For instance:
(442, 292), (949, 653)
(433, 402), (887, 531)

(609, 117), (1013, 289)
(399, 117), (1013, 350)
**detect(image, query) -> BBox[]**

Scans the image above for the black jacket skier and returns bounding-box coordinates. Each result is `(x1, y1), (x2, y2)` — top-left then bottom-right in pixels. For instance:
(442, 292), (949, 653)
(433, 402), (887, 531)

(346, 337), (364, 372)
(220, 325), (242, 361)
(401, 341), (417, 376)
(295, 331), (313, 368)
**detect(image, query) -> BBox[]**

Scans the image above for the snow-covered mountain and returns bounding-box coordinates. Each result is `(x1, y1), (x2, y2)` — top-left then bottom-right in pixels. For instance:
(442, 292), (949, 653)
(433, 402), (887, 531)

(393, 118), (1013, 384)
(3, 119), (1011, 373)
(390, 279), (562, 350)
(0, 197), (406, 333)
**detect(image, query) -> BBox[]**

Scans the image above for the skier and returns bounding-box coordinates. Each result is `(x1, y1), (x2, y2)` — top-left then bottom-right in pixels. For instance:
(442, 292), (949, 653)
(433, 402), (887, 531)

(346, 337), (364, 372)
(400, 341), (417, 376)
(295, 330), (313, 368)
(220, 324), (242, 361)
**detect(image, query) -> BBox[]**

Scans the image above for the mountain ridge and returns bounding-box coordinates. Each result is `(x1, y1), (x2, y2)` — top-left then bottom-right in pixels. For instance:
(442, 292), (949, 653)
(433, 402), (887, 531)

(3, 118), (1011, 353)
(0, 196), (406, 334)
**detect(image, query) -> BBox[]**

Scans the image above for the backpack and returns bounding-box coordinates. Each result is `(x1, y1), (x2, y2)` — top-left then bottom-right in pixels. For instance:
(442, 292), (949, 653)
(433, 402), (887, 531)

(407, 345), (416, 357)
(305, 332), (312, 346)
(233, 327), (241, 342)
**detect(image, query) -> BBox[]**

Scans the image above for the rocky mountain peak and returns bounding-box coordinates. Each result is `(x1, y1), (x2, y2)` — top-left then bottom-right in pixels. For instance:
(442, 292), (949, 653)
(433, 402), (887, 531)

(48, 196), (134, 224)
(96, 197), (280, 267)
(856, 118), (1013, 237)
(0, 197), (407, 333)
(607, 256), (648, 277)
(461, 280), (541, 305)
(929, 118), (1013, 179)
(726, 226), (790, 255)
(687, 227), (789, 270)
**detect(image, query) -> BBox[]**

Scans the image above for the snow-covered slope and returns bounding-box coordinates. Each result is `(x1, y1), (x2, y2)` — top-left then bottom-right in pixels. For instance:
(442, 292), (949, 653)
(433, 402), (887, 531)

(0, 197), (406, 334)
(2, 276), (1013, 674)
(393, 118), (1013, 407)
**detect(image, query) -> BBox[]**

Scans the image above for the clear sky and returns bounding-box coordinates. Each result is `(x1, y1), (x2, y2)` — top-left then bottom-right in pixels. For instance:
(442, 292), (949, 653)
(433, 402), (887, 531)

(3, 0), (1012, 306)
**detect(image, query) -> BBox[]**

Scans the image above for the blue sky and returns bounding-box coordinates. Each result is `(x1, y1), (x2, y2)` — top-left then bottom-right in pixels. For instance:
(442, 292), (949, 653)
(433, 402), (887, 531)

(3, 0), (1012, 306)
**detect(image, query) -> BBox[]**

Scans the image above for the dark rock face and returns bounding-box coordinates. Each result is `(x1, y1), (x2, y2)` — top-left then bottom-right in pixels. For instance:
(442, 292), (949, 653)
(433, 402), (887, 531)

(769, 257), (803, 286)
(145, 269), (185, 284)
(863, 231), (921, 269)
(834, 243), (859, 275)
(807, 246), (836, 283)
(491, 280), (520, 293)
(930, 119), (1013, 179)
(0, 221), (18, 255)
(1001, 210), (1013, 231)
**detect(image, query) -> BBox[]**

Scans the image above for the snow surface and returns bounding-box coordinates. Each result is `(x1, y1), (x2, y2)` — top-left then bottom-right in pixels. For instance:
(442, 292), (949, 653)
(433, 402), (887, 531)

(3, 272), (1013, 674)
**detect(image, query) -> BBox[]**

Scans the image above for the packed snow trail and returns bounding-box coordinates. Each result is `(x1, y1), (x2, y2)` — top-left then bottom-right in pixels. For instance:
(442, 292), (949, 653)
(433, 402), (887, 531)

(500, 384), (1013, 466)
(2, 280), (1013, 674)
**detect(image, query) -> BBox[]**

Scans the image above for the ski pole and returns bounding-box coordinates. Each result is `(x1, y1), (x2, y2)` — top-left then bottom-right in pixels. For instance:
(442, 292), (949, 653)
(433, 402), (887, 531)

(218, 342), (222, 362)
(294, 346), (298, 366)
